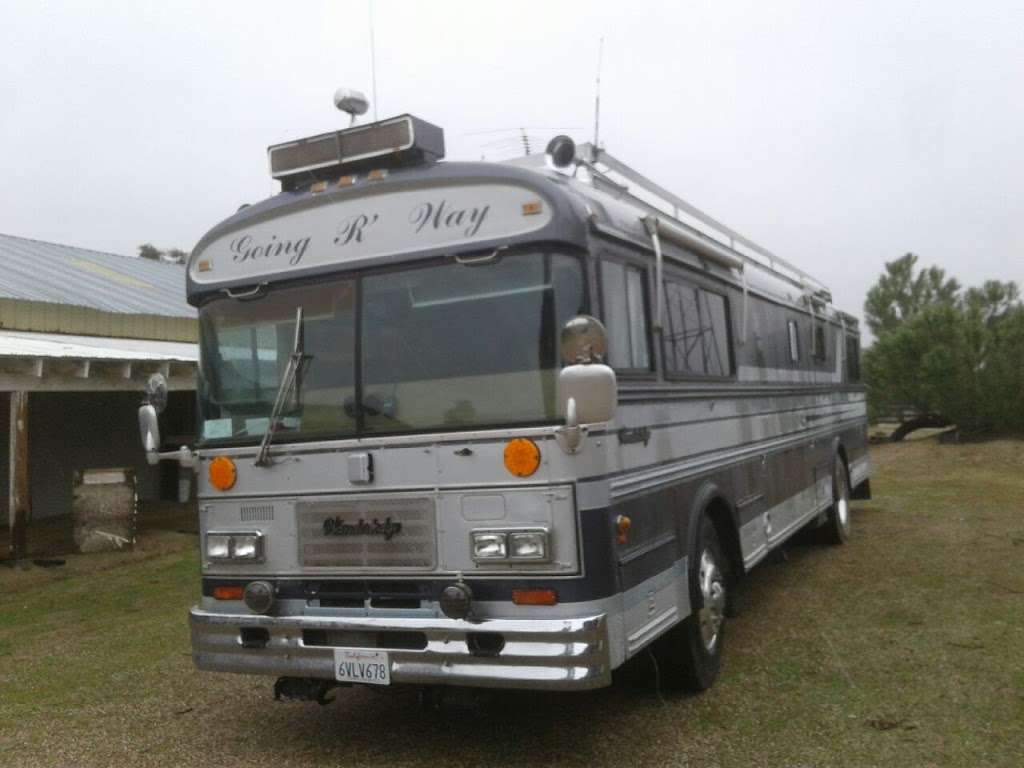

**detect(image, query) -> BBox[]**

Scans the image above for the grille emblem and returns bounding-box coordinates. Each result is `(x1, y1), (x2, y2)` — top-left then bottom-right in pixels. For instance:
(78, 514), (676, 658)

(322, 516), (402, 541)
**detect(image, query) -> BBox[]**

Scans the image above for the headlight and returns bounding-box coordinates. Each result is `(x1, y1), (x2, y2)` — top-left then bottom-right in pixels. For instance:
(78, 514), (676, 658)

(471, 529), (550, 563)
(509, 531), (548, 561)
(206, 534), (232, 560)
(206, 532), (264, 562)
(471, 532), (507, 560)
(231, 534), (262, 560)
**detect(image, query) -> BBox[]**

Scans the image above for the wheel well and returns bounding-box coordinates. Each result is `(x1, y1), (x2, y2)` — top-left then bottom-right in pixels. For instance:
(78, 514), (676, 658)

(704, 497), (743, 578)
(836, 443), (850, 480)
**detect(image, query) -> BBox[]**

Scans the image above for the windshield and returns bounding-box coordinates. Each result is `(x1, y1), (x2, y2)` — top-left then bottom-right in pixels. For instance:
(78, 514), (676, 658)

(198, 250), (585, 443)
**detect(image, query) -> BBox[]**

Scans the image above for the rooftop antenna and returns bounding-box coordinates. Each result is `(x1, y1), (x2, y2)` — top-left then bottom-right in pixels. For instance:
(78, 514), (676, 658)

(334, 88), (370, 126)
(592, 36), (604, 161)
(369, 0), (379, 121)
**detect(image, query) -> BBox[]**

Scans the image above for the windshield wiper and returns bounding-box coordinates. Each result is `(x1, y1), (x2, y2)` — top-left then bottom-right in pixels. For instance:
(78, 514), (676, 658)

(255, 306), (311, 466)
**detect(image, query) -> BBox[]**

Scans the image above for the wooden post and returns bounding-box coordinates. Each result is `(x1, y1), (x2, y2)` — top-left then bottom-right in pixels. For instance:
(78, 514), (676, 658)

(8, 391), (29, 561)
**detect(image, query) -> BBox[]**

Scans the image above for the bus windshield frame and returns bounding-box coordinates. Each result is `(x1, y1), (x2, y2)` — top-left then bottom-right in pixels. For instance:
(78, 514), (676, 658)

(196, 248), (587, 446)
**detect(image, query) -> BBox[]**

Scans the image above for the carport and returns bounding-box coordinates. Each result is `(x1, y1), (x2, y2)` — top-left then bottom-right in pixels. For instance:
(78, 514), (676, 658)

(0, 233), (198, 562)
(0, 329), (196, 559)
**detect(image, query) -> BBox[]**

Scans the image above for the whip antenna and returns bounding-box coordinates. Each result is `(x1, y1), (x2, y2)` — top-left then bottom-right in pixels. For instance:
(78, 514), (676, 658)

(592, 36), (604, 160)
(369, 0), (379, 120)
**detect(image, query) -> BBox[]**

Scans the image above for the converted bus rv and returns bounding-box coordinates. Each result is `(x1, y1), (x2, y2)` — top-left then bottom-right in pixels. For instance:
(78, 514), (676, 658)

(138, 105), (870, 700)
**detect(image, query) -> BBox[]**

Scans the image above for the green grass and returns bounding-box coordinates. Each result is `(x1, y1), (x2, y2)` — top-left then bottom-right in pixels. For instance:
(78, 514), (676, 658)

(1, 439), (1023, 767)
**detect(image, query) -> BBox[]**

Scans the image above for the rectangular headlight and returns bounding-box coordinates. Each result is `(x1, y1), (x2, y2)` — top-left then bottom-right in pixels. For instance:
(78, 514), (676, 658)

(205, 532), (264, 562)
(471, 532), (507, 560)
(231, 533), (263, 561)
(205, 533), (232, 560)
(509, 531), (549, 561)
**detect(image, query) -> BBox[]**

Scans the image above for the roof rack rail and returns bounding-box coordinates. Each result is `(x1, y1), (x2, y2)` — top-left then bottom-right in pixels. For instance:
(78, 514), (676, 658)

(574, 143), (831, 300)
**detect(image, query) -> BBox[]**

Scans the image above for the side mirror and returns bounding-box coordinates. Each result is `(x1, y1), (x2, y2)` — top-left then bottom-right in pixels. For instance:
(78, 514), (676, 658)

(138, 404), (161, 466)
(559, 315), (608, 365)
(145, 373), (169, 414)
(555, 315), (617, 453)
(558, 363), (617, 426)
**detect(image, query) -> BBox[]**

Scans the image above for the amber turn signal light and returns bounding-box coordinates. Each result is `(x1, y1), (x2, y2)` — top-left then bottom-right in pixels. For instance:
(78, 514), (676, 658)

(512, 588), (558, 606)
(213, 585), (244, 601)
(503, 438), (541, 477)
(615, 514), (632, 545)
(208, 456), (237, 491)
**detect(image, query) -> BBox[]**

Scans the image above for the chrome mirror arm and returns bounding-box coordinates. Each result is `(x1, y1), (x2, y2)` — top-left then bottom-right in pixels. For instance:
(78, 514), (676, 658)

(554, 396), (587, 454)
(145, 445), (198, 469)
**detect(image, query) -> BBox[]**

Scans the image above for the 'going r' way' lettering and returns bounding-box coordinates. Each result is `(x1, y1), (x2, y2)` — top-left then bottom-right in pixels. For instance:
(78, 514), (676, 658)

(409, 199), (490, 238)
(229, 234), (310, 266)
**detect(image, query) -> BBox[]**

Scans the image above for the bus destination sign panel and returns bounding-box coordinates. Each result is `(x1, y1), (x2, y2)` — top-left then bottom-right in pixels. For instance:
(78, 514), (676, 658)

(189, 183), (553, 285)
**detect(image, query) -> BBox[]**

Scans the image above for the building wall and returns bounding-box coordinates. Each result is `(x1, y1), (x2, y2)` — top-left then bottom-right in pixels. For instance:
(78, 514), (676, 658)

(0, 299), (196, 342)
(0, 397), (7, 518)
(0, 390), (196, 521)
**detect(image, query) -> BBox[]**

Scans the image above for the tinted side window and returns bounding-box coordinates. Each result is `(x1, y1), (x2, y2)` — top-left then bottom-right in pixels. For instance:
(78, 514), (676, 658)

(601, 260), (650, 370)
(846, 334), (861, 382)
(812, 322), (827, 362)
(702, 291), (731, 376)
(787, 320), (800, 363)
(625, 268), (650, 369)
(664, 281), (703, 374)
(663, 279), (732, 377)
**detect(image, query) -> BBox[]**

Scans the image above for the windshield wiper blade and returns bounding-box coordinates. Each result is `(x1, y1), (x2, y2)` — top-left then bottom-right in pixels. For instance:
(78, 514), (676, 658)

(255, 306), (310, 466)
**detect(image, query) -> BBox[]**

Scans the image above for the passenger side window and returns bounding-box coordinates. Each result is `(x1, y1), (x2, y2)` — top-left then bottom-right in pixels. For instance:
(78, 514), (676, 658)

(787, 320), (800, 363)
(601, 260), (651, 371)
(846, 334), (861, 381)
(812, 322), (827, 363)
(663, 279), (733, 377)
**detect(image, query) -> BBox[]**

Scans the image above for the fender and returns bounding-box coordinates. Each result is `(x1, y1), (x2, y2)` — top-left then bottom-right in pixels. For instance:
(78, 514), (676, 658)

(684, 480), (728, 560)
(830, 434), (842, 456)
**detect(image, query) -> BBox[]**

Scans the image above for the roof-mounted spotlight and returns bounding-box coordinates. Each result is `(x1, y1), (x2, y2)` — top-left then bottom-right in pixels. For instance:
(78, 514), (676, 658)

(333, 88), (370, 126)
(546, 135), (577, 170)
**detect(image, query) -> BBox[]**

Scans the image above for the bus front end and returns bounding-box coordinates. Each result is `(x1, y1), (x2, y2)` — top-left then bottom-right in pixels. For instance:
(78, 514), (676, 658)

(174, 114), (620, 694)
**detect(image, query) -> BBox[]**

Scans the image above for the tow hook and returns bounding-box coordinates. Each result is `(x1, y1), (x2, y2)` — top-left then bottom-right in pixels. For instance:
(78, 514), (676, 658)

(273, 677), (342, 705)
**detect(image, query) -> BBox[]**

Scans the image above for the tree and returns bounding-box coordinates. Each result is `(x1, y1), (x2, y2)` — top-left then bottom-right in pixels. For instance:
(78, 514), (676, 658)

(863, 253), (960, 337)
(138, 243), (162, 261)
(863, 258), (1024, 437)
(137, 244), (187, 264)
(163, 248), (189, 264)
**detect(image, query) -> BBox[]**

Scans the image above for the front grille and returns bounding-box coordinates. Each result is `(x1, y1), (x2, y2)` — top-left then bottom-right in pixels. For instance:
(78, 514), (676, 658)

(296, 497), (436, 570)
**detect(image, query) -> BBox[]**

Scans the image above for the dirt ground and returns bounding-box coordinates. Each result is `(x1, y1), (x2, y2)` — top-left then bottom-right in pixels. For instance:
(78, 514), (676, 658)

(1, 439), (1023, 768)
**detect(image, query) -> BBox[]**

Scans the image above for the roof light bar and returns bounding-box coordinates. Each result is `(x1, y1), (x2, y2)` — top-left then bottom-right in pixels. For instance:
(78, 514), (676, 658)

(268, 114), (445, 183)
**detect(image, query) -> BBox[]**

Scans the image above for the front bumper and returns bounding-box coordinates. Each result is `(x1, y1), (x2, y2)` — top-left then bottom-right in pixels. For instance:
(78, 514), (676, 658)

(189, 607), (612, 691)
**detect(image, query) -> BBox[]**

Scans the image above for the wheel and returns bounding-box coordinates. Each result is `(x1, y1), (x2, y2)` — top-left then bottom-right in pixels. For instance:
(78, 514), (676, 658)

(818, 457), (852, 545)
(651, 515), (728, 692)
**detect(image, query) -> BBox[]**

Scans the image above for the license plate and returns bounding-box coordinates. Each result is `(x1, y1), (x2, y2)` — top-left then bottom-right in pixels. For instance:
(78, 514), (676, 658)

(333, 649), (391, 685)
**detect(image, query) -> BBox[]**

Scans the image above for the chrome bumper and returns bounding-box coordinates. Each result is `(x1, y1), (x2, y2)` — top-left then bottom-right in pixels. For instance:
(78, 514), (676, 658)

(189, 607), (612, 691)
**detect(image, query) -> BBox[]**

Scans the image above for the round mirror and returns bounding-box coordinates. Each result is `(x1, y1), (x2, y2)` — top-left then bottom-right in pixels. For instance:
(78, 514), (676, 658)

(560, 315), (608, 365)
(546, 135), (577, 169)
(145, 372), (169, 414)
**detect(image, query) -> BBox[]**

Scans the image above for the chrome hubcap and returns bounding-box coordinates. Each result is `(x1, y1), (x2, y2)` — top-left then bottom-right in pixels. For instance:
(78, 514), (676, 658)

(836, 469), (850, 534)
(698, 549), (726, 652)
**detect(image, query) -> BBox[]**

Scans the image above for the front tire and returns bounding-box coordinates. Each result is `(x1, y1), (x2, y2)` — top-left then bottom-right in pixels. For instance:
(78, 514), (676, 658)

(651, 515), (727, 692)
(818, 457), (852, 545)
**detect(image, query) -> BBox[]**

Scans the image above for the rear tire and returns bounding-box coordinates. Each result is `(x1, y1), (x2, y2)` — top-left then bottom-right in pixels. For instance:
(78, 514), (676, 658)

(818, 457), (852, 546)
(651, 515), (727, 692)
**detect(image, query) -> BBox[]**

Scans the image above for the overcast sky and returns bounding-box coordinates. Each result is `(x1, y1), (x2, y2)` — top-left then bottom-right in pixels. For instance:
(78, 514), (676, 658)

(1, 0), (1021, 325)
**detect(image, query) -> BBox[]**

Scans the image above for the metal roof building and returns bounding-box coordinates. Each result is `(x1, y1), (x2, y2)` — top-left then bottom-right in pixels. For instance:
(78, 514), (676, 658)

(0, 233), (199, 560)
(0, 232), (195, 345)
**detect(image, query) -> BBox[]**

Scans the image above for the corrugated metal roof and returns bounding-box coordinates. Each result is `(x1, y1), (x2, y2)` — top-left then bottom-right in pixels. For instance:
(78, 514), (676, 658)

(0, 233), (194, 318)
(0, 329), (196, 362)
